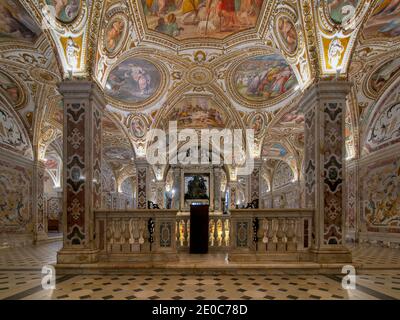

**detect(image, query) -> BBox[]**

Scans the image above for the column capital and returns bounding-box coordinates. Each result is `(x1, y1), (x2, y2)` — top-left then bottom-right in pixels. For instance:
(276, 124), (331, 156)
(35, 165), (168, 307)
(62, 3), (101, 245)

(299, 81), (352, 114)
(58, 80), (105, 109)
(135, 158), (150, 167)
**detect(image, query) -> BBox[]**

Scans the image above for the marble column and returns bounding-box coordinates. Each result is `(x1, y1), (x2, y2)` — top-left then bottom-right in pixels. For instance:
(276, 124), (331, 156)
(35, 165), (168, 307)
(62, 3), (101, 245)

(136, 159), (149, 209)
(250, 159), (262, 208)
(213, 166), (222, 212)
(57, 80), (104, 264)
(229, 181), (238, 209)
(32, 160), (47, 243)
(155, 180), (165, 209)
(299, 81), (352, 263)
(172, 166), (181, 210)
(345, 159), (360, 243)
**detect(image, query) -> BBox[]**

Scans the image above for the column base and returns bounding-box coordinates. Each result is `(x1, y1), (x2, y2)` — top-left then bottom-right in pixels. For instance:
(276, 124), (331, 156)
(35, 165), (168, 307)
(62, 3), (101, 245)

(33, 231), (48, 244)
(57, 247), (99, 264)
(310, 246), (352, 264)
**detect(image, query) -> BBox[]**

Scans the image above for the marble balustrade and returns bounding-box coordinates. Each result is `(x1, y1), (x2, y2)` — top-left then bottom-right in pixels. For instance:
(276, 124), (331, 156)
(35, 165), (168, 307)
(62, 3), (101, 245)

(229, 209), (314, 262)
(94, 209), (178, 262)
(94, 209), (313, 262)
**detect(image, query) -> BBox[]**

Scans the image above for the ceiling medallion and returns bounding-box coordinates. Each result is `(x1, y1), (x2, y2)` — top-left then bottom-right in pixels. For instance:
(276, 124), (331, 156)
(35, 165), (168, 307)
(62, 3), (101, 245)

(186, 66), (214, 86)
(227, 53), (298, 109)
(101, 9), (129, 58)
(29, 67), (59, 85)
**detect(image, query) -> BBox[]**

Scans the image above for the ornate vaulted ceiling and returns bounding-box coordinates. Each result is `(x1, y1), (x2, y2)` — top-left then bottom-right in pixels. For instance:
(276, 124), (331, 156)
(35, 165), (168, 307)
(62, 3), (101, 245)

(1, 0), (400, 181)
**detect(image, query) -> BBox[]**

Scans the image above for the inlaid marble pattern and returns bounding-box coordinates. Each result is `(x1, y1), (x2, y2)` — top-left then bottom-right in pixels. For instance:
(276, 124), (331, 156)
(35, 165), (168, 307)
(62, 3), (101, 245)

(1, 242), (400, 300)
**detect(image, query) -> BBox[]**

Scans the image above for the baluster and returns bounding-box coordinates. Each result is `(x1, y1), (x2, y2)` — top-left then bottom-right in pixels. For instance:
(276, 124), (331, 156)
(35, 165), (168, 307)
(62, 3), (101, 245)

(176, 221), (179, 247)
(224, 219), (230, 247)
(267, 219), (276, 252)
(106, 222), (113, 252)
(221, 218), (226, 247)
(209, 219), (214, 247)
(262, 218), (268, 244)
(286, 219), (296, 251)
(183, 219), (189, 247)
(215, 219), (220, 246)
(129, 219), (134, 244)
(179, 219), (184, 247)
(276, 219), (286, 252)
(139, 219), (145, 245)
(187, 219), (190, 247)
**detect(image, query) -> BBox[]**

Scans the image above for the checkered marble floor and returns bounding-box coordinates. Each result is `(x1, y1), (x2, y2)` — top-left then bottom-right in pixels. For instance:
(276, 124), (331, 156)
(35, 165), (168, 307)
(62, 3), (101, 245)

(0, 272), (399, 300)
(350, 244), (400, 268)
(0, 241), (399, 300)
(0, 241), (61, 270)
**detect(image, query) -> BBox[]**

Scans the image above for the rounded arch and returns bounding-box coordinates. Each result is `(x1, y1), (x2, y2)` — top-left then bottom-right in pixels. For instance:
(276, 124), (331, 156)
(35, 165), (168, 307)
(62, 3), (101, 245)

(0, 93), (33, 160)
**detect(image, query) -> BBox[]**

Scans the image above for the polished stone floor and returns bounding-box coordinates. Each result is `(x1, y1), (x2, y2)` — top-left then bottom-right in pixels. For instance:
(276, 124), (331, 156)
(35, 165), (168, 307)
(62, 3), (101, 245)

(0, 241), (399, 300)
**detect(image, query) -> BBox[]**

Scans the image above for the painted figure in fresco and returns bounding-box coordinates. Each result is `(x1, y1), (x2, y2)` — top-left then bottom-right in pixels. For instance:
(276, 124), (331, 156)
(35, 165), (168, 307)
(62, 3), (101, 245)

(0, 1), (39, 40)
(0, 109), (26, 148)
(0, 72), (20, 104)
(364, 0), (400, 38)
(46, 0), (80, 23)
(142, 0), (263, 38)
(131, 117), (146, 138)
(106, 19), (125, 52)
(327, 0), (358, 24)
(370, 58), (400, 93)
(127, 65), (152, 95)
(277, 17), (297, 53)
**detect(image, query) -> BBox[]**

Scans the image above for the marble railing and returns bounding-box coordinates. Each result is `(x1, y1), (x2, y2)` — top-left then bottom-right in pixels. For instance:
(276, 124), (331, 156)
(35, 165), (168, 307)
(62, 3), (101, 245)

(229, 209), (314, 261)
(94, 209), (178, 261)
(176, 213), (230, 251)
(94, 209), (313, 262)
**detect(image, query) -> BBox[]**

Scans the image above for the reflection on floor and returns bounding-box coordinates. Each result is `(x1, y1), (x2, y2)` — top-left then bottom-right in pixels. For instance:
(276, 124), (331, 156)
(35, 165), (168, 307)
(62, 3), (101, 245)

(0, 241), (399, 300)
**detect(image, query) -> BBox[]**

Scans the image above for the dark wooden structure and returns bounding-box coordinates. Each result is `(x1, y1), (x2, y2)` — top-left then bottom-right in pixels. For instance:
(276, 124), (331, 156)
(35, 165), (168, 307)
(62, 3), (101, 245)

(189, 204), (209, 254)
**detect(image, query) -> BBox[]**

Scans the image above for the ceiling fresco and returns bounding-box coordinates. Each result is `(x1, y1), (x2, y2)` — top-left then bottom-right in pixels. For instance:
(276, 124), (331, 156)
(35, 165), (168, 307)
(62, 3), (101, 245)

(0, 1), (42, 42)
(141, 0), (265, 40)
(363, 0), (400, 39)
(0, 0), (400, 177)
(167, 96), (226, 129)
(105, 56), (163, 106)
(231, 54), (298, 104)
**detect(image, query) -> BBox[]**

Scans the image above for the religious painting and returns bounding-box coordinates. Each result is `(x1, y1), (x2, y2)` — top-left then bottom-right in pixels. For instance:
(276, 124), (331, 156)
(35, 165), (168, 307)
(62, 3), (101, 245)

(0, 159), (32, 232)
(262, 143), (288, 158)
(278, 110), (304, 126)
(273, 161), (294, 189)
(130, 116), (147, 138)
(105, 57), (162, 104)
(249, 113), (265, 136)
(141, 0), (265, 40)
(326, 0), (359, 25)
(184, 174), (210, 200)
(104, 146), (134, 161)
(370, 57), (400, 96)
(276, 16), (298, 54)
(0, 71), (23, 107)
(0, 106), (30, 156)
(0, 0), (41, 42)
(104, 14), (128, 56)
(366, 102), (400, 152)
(233, 54), (297, 103)
(361, 157), (400, 231)
(45, 0), (81, 24)
(363, 0), (400, 39)
(168, 97), (225, 128)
